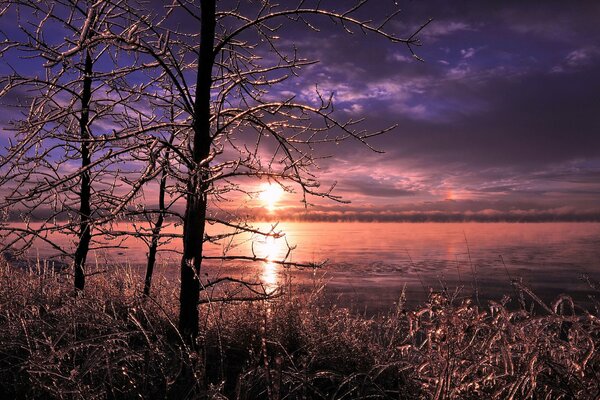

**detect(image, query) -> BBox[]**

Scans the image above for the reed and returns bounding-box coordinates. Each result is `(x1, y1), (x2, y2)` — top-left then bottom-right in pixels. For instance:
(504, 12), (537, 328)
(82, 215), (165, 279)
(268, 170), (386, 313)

(1, 260), (598, 399)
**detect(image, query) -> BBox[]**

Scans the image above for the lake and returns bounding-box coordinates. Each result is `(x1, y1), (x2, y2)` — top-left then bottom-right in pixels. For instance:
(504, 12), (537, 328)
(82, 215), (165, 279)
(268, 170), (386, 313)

(15, 222), (600, 312)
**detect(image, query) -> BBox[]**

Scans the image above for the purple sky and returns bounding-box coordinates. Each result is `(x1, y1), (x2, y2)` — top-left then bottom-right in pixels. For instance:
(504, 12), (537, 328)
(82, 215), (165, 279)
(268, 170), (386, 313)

(261, 0), (600, 220)
(1, 1), (599, 221)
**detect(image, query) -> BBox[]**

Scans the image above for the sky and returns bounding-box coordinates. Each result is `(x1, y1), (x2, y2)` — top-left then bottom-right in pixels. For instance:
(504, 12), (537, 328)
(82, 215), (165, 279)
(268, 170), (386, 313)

(258, 0), (600, 221)
(1, 0), (599, 222)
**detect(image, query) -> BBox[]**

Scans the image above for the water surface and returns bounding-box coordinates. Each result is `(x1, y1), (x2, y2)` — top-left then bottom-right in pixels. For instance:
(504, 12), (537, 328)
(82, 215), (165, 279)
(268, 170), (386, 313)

(19, 222), (600, 311)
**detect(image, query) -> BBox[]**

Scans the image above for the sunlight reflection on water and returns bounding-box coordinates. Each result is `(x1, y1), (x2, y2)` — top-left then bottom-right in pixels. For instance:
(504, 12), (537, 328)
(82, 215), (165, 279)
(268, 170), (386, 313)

(262, 261), (278, 292)
(254, 235), (286, 293)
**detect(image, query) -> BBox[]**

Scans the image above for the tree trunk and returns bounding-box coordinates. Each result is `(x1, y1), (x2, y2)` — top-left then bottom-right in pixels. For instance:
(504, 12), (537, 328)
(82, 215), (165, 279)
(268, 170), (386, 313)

(178, 0), (216, 342)
(143, 153), (168, 297)
(74, 50), (93, 291)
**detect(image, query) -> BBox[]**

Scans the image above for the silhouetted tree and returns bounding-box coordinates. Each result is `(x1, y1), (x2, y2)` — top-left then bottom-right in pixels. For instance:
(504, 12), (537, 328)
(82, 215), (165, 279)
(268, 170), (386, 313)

(0, 0), (160, 290)
(131, 0), (431, 342)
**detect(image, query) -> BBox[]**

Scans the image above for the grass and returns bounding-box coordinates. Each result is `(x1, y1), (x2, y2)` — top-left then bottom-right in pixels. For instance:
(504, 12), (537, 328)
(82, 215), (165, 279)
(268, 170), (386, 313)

(1, 260), (599, 399)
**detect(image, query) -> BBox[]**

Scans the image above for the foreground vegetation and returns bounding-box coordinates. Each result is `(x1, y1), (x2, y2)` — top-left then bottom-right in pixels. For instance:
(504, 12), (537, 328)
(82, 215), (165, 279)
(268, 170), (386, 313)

(1, 261), (599, 399)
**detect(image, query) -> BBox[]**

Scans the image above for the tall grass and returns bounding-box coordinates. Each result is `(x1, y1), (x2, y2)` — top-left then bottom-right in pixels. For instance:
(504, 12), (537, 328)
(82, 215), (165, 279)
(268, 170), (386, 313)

(1, 260), (599, 399)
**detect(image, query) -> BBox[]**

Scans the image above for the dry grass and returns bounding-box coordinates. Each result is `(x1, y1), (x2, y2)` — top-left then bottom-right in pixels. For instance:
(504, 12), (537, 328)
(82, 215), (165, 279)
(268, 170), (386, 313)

(1, 261), (599, 399)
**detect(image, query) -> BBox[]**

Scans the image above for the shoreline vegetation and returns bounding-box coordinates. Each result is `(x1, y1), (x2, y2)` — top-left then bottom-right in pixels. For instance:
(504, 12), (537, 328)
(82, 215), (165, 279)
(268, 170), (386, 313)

(4, 214), (600, 224)
(1, 260), (599, 399)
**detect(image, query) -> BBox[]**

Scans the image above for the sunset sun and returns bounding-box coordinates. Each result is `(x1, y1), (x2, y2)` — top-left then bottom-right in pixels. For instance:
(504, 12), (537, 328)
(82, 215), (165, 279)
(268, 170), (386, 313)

(258, 183), (284, 211)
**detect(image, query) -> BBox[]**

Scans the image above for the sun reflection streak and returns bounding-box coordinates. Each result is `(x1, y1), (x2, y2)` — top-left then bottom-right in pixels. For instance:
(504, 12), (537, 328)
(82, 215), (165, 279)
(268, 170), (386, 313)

(256, 235), (285, 292)
(262, 261), (278, 292)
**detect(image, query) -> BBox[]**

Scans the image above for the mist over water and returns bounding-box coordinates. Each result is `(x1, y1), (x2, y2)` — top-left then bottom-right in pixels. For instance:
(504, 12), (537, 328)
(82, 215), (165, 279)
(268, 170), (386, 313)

(243, 222), (600, 310)
(20, 222), (600, 311)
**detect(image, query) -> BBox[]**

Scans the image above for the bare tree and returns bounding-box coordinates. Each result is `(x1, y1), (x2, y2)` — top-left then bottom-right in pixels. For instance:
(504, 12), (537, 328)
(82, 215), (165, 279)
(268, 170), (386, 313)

(130, 99), (181, 297)
(121, 0), (431, 342)
(0, 0), (160, 289)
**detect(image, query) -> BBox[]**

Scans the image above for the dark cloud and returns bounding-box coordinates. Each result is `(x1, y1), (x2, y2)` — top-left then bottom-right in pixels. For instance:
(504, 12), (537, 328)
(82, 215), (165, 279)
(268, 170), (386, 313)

(339, 177), (420, 198)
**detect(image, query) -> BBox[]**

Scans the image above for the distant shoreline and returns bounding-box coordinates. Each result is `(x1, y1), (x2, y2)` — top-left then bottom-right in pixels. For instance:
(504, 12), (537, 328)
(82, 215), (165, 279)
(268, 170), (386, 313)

(3, 217), (600, 224)
(248, 218), (600, 223)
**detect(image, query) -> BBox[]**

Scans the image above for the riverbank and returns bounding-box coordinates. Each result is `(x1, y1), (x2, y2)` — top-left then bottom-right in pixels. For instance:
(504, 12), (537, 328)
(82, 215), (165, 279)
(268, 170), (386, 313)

(1, 261), (599, 399)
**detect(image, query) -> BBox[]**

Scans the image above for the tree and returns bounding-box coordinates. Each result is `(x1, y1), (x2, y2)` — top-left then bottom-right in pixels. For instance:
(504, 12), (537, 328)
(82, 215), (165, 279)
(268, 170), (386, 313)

(129, 98), (180, 297)
(0, 0), (160, 290)
(131, 0), (431, 342)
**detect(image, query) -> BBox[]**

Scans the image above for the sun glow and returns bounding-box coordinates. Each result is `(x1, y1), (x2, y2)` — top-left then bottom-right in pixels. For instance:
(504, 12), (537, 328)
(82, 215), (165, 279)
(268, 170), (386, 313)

(259, 183), (284, 211)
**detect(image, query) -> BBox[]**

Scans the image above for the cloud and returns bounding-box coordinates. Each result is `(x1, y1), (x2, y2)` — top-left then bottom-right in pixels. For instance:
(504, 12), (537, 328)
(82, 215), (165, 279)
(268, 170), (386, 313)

(388, 53), (413, 63)
(551, 46), (600, 73)
(421, 20), (474, 40)
(460, 47), (477, 59)
(339, 177), (421, 198)
(502, 2), (600, 44)
(446, 62), (471, 79)
(342, 103), (364, 114)
(566, 48), (594, 66)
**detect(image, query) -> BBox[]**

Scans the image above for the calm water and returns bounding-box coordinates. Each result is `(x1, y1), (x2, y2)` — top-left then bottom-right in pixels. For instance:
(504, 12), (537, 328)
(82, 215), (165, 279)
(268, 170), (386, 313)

(21, 222), (600, 311)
